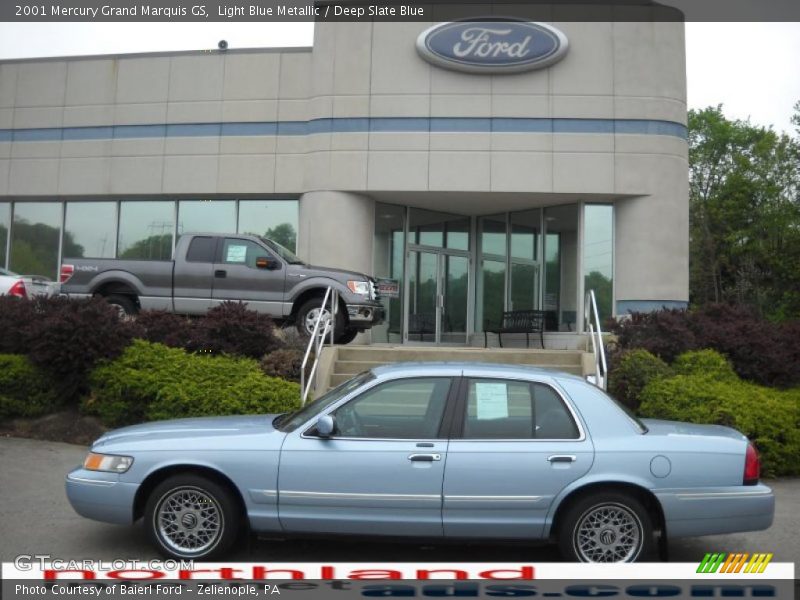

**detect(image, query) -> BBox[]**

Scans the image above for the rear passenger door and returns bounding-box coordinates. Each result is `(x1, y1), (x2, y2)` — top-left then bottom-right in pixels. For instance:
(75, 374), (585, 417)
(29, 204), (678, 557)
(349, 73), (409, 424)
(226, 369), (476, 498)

(173, 235), (217, 314)
(442, 377), (593, 539)
(211, 237), (287, 315)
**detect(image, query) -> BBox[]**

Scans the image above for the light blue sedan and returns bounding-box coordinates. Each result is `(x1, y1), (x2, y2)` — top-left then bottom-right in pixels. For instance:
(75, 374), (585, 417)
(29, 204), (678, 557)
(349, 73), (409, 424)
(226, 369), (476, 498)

(66, 363), (774, 562)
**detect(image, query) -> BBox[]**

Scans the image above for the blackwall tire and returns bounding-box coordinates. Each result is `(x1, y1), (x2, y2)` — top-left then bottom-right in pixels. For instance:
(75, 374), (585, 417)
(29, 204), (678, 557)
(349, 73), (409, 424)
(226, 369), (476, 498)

(145, 474), (241, 560)
(105, 294), (138, 318)
(335, 328), (359, 345)
(557, 492), (654, 563)
(296, 297), (345, 340)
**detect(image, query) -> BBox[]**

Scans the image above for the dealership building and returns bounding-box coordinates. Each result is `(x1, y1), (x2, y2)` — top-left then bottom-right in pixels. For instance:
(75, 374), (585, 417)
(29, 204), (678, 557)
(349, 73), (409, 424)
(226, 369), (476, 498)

(0, 18), (689, 346)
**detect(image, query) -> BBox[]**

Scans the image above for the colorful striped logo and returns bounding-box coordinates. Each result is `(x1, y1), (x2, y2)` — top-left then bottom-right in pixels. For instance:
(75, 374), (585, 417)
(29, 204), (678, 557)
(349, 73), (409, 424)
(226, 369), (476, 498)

(697, 553), (773, 574)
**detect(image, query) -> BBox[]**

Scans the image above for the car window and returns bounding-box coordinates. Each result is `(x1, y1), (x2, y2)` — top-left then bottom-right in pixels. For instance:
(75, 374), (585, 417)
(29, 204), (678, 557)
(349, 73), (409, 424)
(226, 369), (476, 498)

(463, 379), (579, 440)
(222, 238), (271, 269)
(333, 377), (451, 439)
(185, 236), (216, 263)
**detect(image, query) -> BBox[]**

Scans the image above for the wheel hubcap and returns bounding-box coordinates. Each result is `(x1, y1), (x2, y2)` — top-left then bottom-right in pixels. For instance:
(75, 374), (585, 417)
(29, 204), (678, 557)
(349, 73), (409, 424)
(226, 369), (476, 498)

(156, 487), (223, 555)
(573, 503), (642, 562)
(305, 307), (331, 335)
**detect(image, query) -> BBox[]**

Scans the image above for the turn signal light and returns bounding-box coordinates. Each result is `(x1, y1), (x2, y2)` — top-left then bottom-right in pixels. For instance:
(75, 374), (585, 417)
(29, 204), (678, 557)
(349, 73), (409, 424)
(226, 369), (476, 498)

(60, 264), (74, 284)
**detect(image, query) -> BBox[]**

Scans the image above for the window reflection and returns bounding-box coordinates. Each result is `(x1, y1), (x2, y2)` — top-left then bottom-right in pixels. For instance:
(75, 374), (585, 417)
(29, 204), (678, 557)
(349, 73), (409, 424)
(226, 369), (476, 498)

(409, 208), (470, 251)
(177, 200), (236, 236)
(583, 204), (614, 323)
(238, 200), (298, 253)
(373, 203), (406, 343)
(64, 202), (117, 259)
(0, 203), (9, 268)
(10, 202), (62, 279)
(118, 201), (175, 260)
(544, 205), (579, 331)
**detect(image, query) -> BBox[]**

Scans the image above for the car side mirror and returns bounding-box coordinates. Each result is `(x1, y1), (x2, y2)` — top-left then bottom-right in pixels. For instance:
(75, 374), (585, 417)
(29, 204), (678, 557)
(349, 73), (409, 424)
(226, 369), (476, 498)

(316, 415), (335, 438)
(255, 256), (281, 271)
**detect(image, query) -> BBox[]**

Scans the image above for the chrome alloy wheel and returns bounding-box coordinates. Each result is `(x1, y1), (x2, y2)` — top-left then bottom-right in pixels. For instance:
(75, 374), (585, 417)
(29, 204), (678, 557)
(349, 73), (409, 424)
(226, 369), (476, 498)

(305, 307), (331, 335)
(573, 502), (643, 562)
(155, 486), (224, 555)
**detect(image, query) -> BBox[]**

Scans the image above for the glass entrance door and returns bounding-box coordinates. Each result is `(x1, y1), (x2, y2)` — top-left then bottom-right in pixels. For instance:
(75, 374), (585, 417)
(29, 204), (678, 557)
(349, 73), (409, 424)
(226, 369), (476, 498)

(405, 249), (469, 345)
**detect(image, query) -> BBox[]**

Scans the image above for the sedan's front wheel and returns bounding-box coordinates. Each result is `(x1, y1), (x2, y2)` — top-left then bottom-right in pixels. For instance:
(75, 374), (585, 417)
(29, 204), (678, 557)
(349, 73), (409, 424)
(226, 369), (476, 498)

(558, 492), (654, 563)
(145, 474), (241, 560)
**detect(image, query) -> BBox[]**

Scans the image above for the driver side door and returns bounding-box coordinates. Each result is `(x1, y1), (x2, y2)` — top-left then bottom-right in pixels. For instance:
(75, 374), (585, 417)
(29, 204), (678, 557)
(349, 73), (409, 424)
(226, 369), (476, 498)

(277, 376), (456, 537)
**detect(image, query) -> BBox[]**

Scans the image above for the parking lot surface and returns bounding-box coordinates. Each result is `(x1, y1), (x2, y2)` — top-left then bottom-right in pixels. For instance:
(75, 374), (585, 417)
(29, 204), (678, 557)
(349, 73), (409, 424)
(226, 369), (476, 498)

(1, 436), (797, 564)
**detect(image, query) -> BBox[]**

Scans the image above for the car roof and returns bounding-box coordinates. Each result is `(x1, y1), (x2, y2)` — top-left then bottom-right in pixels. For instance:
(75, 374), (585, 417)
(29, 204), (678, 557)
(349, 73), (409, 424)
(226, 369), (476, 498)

(370, 361), (585, 383)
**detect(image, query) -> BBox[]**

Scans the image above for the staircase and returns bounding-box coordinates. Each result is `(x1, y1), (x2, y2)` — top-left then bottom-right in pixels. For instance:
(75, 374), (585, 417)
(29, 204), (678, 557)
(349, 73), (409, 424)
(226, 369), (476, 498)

(319, 345), (589, 392)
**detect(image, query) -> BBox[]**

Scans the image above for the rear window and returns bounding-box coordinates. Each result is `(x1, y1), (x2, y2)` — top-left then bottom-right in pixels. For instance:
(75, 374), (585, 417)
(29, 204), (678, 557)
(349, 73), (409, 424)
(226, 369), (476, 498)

(186, 237), (216, 263)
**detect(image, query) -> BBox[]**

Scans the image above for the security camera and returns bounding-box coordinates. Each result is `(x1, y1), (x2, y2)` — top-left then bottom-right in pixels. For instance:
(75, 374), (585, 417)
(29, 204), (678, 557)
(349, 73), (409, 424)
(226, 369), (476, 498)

(218, 40), (228, 51)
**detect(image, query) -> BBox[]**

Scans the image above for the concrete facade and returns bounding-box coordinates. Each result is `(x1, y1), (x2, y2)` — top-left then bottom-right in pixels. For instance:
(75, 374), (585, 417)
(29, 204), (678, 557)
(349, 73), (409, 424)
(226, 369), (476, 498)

(0, 20), (689, 341)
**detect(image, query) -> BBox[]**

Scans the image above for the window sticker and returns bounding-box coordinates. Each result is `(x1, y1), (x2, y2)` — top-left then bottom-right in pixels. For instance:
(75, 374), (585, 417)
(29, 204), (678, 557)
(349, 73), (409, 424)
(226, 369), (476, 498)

(475, 382), (509, 420)
(226, 244), (247, 263)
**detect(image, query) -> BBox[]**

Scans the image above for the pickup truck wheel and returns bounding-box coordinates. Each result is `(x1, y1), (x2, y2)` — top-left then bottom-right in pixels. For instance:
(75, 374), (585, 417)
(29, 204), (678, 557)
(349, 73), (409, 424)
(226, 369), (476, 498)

(105, 294), (138, 318)
(296, 298), (345, 339)
(145, 474), (240, 560)
(557, 492), (653, 563)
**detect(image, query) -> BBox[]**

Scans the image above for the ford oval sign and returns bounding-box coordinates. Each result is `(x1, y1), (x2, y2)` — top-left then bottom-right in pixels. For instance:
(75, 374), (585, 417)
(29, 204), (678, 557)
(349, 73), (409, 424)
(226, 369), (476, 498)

(416, 20), (569, 74)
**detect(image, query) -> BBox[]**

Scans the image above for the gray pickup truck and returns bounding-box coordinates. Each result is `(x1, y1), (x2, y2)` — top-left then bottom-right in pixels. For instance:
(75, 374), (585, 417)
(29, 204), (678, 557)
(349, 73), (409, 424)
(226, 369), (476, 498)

(60, 233), (384, 344)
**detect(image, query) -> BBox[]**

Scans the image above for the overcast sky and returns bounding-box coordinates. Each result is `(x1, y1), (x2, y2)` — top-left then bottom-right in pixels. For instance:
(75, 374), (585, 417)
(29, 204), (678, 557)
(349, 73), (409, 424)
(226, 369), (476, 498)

(0, 22), (798, 135)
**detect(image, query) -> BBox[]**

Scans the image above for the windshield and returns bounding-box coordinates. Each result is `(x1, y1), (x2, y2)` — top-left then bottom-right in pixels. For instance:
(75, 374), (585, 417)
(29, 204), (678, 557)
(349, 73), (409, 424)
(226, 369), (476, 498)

(604, 389), (649, 434)
(261, 237), (305, 265)
(274, 371), (375, 432)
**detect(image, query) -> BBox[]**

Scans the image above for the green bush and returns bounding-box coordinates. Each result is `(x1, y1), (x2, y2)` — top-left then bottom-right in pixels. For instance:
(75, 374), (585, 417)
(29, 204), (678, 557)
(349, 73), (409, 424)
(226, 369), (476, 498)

(639, 369), (800, 477)
(85, 340), (301, 427)
(672, 349), (738, 381)
(608, 349), (672, 412)
(0, 354), (60, 419)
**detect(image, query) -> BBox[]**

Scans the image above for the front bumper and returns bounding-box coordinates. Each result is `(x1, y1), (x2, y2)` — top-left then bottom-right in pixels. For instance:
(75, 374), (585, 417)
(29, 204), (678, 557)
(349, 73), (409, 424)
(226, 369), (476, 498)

(346, 302), (385, 329)
(655, 483), (775, 538)
(65, 468), (140, 525)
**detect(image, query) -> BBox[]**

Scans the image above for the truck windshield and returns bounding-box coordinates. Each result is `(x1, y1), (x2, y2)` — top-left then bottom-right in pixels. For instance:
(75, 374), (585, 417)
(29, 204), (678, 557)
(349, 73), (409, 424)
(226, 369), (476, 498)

(274, 371), (375, 432)
(261, 238), (305, 265)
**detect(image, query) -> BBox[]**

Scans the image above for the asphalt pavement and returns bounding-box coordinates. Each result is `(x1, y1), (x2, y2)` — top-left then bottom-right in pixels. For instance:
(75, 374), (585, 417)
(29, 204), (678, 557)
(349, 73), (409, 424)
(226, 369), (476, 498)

(1, 436), (797, 564)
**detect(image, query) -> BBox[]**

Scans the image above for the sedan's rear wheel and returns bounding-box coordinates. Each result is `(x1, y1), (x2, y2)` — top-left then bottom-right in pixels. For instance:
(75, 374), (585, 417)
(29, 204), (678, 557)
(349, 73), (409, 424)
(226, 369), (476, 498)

(145, 474), (240, 560)
(558, 492), (653, 563)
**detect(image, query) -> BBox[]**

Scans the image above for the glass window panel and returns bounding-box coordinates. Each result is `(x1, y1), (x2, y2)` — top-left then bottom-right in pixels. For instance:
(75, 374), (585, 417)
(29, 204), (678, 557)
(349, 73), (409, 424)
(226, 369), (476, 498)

(185, 236), (216, 263)
(409, 208), (469, 251)
(221, 238), (267, 269)
(480, 215), (506, 257)
(0, 202), (9, 268)
(544, 205), (579, 332)
(583, 204), (614, 324)
(9, 202), (62, 280)
(238, 200), (299, 253)
(118, 201), (175, 260)
(510, 209), (540, 260)
(479, 258), (505, 331)
(334, 378), (451, 439)
(510, 262), (539, 311)
(373, 203), (405, 343)
(64, 202), (117, 259)
(177, 200), (236, 236)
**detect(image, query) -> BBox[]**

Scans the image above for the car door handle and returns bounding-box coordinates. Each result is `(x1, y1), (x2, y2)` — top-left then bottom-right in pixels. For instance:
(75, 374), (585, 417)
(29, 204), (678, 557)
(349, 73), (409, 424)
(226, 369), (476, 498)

(214, 270), (227, 278)
(408, 453), (441, 462)
(547, 455), (576, 463)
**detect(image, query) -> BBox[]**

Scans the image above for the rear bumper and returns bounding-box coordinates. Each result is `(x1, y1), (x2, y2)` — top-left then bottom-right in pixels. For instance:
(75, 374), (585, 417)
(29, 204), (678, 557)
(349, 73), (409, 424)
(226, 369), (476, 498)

(346, 302), (385, 329)
(65, 468), (139, 525)
(655, 483), (774, 538)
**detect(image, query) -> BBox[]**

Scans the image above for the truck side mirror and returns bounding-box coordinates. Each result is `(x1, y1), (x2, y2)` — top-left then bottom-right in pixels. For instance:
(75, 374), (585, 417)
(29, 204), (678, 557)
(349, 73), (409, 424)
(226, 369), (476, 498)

(256, 256), (281, 270)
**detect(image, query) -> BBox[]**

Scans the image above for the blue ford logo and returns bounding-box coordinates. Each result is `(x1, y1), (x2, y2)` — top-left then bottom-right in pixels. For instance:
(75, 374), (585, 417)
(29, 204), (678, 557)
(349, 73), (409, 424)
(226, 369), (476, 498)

(416, 20), (569, 74)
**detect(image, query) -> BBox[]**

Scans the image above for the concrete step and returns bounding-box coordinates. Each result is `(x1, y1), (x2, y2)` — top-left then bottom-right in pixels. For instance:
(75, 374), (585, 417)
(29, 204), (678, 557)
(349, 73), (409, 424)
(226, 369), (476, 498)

(329, 364), (584, 388)
(337, 345), (583, 366)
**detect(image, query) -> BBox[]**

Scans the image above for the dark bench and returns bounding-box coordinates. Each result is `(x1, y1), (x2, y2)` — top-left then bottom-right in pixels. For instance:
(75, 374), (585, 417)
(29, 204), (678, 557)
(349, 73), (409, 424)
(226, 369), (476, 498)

(387, 312), (438, 342)
(484, 309), (546, 348)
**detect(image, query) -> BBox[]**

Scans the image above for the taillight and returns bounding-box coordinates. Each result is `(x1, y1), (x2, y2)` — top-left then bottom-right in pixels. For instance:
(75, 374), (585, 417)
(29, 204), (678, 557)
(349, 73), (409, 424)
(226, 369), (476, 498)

(8, 280), (27, 299)
(60, 264), (74, 284)
(744, 442), (760, 485)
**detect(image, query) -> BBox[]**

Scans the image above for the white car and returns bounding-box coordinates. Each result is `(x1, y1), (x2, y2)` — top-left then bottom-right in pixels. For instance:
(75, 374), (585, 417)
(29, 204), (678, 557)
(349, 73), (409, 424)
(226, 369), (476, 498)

(0, 267), (60, 298)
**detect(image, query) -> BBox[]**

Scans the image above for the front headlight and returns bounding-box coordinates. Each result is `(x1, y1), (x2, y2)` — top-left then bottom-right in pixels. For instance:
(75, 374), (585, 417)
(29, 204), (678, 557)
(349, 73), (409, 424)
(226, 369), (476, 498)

(83, 452), (134, 473)
(347, 280), (370, 296)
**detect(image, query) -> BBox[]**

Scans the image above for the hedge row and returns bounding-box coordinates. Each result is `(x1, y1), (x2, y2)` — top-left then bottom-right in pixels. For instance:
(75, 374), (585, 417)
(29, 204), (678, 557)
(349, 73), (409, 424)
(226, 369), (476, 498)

(0, 354), (60, 419)
(83, 340), (301, 427)
(610, 303), (800, 388)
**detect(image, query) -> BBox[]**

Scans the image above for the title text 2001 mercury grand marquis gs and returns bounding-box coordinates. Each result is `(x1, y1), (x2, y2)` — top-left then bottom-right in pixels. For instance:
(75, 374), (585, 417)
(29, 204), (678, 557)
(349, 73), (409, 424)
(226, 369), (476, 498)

(66, 363), (774, 562)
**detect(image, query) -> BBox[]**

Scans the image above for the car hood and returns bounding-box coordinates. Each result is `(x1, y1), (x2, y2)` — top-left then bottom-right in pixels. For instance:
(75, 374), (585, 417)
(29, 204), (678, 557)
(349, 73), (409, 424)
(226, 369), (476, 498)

(640, 418), (746, 441)
(288, 263), (370, 282)
(92, 414), (282, 449)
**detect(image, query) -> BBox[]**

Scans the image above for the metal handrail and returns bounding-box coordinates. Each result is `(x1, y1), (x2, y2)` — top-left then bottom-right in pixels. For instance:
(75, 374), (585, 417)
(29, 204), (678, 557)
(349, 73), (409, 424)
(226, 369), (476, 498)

(300, 287), (339, 405)
(584, 289), (608, 391)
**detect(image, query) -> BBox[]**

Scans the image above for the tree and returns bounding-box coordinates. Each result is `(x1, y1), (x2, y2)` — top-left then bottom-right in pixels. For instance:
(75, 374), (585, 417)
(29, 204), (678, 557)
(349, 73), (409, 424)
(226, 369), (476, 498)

(689, 106), (800, 319)
(263, 223), (297, 252)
